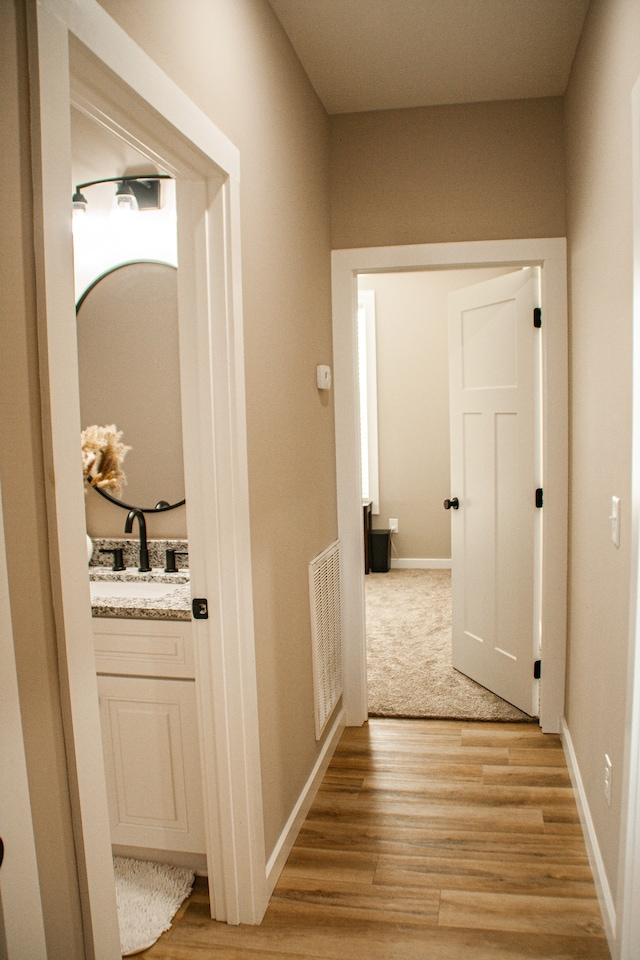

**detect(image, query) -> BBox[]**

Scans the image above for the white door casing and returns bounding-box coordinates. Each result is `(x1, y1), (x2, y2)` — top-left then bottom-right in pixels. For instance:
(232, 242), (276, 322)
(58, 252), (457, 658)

(448, 268), (540, 715)
(618, 69), (640, 960)
(332, 238), (568, 734)
(28, 1), (266, 955)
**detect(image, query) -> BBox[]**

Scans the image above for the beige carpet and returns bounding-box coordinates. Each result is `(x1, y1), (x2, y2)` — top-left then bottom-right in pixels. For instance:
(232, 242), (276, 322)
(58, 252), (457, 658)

(365, 568), (534, 722)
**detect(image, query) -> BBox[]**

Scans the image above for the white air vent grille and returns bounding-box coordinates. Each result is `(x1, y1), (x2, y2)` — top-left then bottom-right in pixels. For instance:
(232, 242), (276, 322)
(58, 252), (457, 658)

(309, 540), (343, 740)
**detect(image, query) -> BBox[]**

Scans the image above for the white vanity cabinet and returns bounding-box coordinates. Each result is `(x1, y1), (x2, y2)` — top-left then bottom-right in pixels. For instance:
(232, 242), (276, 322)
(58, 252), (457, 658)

(94, 618), (205, 855)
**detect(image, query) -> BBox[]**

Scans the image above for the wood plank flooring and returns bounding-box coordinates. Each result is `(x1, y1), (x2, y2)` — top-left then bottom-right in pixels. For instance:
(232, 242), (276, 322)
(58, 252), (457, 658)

(140, 719), (611, 959)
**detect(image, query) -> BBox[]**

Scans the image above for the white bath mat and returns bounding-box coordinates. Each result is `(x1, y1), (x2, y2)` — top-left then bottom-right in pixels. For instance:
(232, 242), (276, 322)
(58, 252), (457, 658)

(113, 856), (194, 956)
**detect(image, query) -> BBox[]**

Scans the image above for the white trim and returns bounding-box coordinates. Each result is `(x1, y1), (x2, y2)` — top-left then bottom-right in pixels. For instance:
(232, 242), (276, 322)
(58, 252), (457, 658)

(390, 558), (452, 569)
(265, 708), (346, 897)
(27, 7), (123, 955)
(618, 70), (640, 960)
(176, 177), (266, 923)
(0, 480), (48, 959)
(333, 238), (568, 733)
(561, 717), (616, 950)
(357, 290), (380, 513)
(28, 0), (266, 952)
(41, 0), (239, 180)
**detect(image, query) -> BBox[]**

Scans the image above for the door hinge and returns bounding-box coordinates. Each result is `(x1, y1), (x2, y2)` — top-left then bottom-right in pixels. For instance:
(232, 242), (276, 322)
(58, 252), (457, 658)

(535, 488), (543, 508)
(534, 659), (542, 680)
(533, 307), (542, 328)
(192, 598), (209, 620)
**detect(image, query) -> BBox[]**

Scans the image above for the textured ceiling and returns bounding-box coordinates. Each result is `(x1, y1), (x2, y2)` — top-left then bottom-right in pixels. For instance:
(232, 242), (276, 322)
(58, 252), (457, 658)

(267, 0), (590, 114)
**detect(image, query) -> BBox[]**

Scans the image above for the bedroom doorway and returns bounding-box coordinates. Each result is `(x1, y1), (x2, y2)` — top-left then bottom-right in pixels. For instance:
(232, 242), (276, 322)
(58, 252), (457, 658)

(357, 266), (535, 722)
(332, 237), (568, 734)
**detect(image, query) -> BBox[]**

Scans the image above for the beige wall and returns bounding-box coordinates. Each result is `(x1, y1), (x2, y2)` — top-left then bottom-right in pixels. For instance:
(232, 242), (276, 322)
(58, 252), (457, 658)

(97, 0), (337, 857)
(360, 268), (512, 560)
(0, 2), (85, 956)
(330, 97), (566, 249)
(564, 0), (640, 913)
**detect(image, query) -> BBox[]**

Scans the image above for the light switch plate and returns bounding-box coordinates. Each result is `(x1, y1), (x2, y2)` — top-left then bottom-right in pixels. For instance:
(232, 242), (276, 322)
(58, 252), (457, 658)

(316, 364), (332, 390)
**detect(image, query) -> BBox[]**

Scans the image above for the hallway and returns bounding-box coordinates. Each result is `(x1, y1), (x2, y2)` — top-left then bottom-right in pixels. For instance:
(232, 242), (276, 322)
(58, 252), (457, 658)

(143, 719), (610, 959)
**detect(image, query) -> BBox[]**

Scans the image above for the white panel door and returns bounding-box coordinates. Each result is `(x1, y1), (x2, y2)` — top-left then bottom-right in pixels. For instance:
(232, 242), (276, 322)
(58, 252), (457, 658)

(447, 268), (540, 715)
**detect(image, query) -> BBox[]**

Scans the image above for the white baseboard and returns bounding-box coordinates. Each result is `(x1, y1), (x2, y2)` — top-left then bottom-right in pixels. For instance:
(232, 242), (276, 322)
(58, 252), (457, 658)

(560, 717), (617, 950)
(391, 558), (452, 569)
(265, 706), (345, 897)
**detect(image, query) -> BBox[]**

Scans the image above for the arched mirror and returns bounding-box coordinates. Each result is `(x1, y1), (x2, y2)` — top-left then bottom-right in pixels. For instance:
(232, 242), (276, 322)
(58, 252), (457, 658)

(77, 260), (186, 525)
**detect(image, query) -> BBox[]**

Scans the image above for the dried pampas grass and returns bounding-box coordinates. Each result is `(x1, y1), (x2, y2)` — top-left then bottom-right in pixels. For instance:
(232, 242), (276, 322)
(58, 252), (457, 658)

(81, 424), (131, 495)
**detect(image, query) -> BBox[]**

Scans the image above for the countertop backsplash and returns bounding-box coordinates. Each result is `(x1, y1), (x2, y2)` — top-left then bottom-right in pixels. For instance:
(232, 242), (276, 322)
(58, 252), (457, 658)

(89, 537), (189, 570)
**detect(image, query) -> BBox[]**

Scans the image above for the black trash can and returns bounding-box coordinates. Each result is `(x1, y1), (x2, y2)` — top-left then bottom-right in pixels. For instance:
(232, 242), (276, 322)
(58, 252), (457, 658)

(369, 529), (391, 573)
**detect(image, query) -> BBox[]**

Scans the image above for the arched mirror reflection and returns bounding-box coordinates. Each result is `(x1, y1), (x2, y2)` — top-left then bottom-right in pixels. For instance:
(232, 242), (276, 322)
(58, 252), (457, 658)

(77, 260), (186, 536)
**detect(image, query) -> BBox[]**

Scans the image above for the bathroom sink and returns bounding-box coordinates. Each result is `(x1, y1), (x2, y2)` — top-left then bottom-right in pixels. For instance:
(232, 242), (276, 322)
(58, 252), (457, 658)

(89, 580), (179, 600)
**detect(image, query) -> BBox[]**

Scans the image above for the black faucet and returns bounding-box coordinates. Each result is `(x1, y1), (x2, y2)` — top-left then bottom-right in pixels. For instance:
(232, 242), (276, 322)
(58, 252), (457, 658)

(99, 546), (125, 571)
(124, 509), (151, 572)
(164, 549), (188, 573)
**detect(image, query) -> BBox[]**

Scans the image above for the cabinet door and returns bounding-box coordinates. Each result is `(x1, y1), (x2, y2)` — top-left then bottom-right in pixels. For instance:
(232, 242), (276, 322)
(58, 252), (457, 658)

(98, 676), (205, 854)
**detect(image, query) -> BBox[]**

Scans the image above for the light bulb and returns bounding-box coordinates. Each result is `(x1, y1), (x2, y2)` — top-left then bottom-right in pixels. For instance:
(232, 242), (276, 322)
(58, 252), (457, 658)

(113, 181), (139, 214)
(72, 189), (88, 215)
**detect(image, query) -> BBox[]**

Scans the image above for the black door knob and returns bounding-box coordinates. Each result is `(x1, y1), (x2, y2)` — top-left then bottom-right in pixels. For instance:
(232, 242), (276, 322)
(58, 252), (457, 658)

(444, 497), (459, 510)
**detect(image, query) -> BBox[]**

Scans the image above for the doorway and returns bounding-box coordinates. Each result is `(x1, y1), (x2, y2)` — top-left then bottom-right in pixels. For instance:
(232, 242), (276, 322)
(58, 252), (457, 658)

(29, 2), (267, 953)
(332, 238), (568, 734)
(357, 266), (538, 720)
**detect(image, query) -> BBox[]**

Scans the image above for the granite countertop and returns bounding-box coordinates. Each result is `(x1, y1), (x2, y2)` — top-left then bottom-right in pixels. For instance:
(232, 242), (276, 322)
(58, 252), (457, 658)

(89, 567), (191, 621)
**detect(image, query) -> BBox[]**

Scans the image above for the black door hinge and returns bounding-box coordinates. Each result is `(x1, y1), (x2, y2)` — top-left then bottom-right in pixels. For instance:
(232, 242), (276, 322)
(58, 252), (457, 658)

(534, 307), (542, 328)
(192, 598), (209, 620)
(534, 659), (542, 680)
(535, 488), (543, 508)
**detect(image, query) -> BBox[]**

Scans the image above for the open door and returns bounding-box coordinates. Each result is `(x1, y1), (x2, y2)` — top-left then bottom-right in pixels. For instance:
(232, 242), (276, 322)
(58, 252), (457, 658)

(447, 268), (541, 716)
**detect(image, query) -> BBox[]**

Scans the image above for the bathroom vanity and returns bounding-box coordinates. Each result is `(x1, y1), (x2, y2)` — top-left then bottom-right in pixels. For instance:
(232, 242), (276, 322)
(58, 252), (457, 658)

(89, 554), (205, 859)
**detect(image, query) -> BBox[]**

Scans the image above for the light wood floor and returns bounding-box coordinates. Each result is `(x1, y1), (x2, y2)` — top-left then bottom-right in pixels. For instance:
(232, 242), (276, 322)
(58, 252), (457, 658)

(140, 719), (611, 959)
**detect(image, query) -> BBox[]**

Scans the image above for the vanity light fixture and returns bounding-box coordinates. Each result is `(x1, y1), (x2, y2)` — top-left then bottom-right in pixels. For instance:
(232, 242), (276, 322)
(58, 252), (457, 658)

(72, 189), (88, 215)
(71, 174), (172, 217)
(113, 179), (139, 213)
